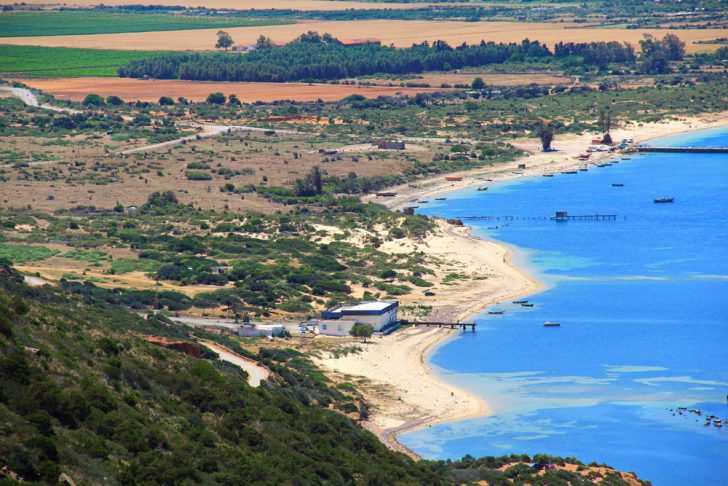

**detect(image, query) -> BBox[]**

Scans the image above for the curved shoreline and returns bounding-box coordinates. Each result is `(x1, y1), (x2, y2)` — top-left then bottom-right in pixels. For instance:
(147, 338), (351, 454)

(324, 115), (728, 459)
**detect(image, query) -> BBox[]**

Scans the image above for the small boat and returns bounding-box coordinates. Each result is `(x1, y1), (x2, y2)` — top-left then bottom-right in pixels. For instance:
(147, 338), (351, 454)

(612, 183), (624, 187)
(418, 200), (429, 204)
(542, 173), (555, 177)
(435, 197), (447, 201)
(543, 321), (561, 327)
(513, 299), (528, 304)
(597, 163), (609, 167)
(622, 157), (631, 160)
(578, 166), (589, 172)
(561, 170), (578, 175)
(477, 186), (489, 191)
(488, 310), (505, 315)
(521, 303), (535, 308)
(654, 197), (674, 203)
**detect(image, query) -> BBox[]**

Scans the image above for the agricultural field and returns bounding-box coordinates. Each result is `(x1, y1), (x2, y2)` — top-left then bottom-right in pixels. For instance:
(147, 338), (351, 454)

(0, 0), (428, 9)
(0, 11), (291, 37)
(0, 20), (725, 52)
(0, 45), (168, 77)
(16, 76), (453, 102)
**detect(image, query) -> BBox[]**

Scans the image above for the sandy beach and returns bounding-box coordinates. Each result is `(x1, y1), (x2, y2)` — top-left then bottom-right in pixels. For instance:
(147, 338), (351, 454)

(320, 111), (728, 457)
(367, 112), (728, 211)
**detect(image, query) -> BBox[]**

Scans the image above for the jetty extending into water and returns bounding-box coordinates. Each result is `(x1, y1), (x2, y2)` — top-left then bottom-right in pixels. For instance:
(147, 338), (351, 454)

(401, 320), (476, 332)
(637, 146), (728, 154)
(460, 212), (619, 222)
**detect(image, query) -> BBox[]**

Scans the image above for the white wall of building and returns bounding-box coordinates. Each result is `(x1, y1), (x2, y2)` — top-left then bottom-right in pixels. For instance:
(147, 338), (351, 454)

(318, 320), (357, 337)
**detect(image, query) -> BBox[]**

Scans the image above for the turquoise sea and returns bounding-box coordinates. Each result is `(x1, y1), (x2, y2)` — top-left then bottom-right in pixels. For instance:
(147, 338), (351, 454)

(402, 127), (728, 485)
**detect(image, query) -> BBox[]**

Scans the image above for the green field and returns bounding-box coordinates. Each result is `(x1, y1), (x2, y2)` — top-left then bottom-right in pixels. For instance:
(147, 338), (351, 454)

(0, 45), (166, 77)
(0, 11), (291, 37)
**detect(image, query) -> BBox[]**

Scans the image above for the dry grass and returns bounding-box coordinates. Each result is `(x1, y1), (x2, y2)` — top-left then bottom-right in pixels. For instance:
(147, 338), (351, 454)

(16, 77), (453, 103)
(1, 20), (724, 52)
(0, 131), (423, 213)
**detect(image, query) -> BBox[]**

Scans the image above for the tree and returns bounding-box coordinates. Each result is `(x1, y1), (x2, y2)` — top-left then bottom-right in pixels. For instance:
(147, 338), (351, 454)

(105, 95), (123, 106)
(598, 106), (612, 144)
(350, 323), (374, 343)
(228, 94), (241, 106)
(215, 30), (234, 50)
(537, 122), (554, 152)
(471, 77), (485, 90)
(82, 94), (104, 107)
(206, 92), (226, 105)
(159, 96), (174, 106)
(661, 34), (685, 61)
(293, 166), (324, 197)
(256, 35), (273, 49)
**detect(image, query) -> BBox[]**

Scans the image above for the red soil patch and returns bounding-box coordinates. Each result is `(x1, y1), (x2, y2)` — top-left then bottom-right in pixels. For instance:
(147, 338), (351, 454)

(18, 77), (452, 103)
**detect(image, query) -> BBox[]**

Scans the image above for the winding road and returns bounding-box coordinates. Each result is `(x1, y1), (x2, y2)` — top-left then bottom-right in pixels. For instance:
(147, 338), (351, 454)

(1, 85), (311, 159)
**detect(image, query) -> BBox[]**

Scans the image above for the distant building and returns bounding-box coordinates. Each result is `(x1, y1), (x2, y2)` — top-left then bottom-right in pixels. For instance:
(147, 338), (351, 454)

(375, 140), (406, 150)
(238, 323), (285, 338)
(125, 206), (138, 216)
(321, 301), (399, 332)
(341, 38), (381, 47)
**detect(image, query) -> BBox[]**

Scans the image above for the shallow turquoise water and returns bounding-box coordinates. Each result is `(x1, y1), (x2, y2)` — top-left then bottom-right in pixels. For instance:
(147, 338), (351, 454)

(402, 128), (728, 485)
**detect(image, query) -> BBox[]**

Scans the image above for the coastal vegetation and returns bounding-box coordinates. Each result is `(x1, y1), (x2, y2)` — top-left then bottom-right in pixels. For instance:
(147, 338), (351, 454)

(0, 264), (648, 485)
(1, 4), (727, 476)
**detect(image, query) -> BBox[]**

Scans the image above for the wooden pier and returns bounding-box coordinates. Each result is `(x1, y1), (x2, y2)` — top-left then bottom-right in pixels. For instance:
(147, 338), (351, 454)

(551, 211), (617, 221)
(637, 146), (728, 154)
(459, 212), (619, 222)
(401, 320), (476, 332)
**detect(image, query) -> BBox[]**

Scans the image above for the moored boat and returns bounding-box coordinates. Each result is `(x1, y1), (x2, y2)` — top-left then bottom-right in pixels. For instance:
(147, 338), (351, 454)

(612, 183), (624, 187)
(654, 197), (674, 203)
(543, 321), (560, 327)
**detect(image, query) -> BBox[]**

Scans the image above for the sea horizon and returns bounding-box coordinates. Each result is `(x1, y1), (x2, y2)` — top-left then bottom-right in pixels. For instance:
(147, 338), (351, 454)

(403, 126), (728, 486)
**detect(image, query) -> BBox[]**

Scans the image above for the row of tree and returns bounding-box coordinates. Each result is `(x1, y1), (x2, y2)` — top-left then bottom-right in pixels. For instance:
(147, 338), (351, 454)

(122, 32), (552, 82)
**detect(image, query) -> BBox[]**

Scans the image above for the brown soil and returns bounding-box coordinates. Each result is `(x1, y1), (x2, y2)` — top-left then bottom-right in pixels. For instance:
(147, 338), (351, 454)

(16, 77), (453, 103)
(0, 131), (422, 213)
(1, 20), (723, 52)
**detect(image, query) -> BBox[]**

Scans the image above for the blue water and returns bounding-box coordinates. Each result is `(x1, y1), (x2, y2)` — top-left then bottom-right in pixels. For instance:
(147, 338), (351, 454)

(401, 128), (728, 486)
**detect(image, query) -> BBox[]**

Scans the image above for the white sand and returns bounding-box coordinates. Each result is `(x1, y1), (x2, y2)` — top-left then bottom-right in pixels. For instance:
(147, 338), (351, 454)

(369, 112), (728, 211)
(320, 112), (728, 456)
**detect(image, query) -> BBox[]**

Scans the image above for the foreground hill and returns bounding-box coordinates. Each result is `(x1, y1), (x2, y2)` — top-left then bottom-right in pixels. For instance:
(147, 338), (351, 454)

(0, 263), (648, 485)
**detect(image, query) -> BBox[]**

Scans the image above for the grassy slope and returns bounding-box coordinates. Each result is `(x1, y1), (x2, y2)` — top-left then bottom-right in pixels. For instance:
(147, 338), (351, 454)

(0, 45), (167, 77)
(0, 263), (442, 484)
(0, 11), (290, 37)
(0, 263), (649, 485)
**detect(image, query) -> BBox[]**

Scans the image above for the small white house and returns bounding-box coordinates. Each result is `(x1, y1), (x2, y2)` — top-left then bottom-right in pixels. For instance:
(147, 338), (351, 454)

(238, 323), (284, 338)
(321, 301), (399, 332)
